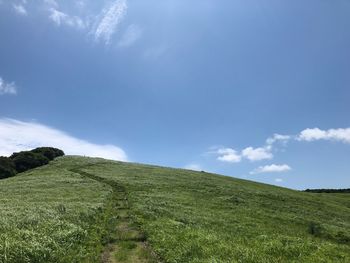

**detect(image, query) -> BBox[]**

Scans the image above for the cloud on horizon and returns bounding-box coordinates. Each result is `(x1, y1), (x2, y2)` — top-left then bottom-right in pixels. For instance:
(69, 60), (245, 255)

(275, 178), (283, 183)
(184, 163), (202, 171)
(0, 77), (17, 95)
(214, 127), (350, 166)
(250, 164), (291, 175)
(211, 127), (350, 176)
(0, 118), (127, 161)
(298, 128), (350, 144)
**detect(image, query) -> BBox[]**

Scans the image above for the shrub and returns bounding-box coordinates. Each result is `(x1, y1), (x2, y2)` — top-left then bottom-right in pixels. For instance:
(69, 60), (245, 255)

(305, 188), (350, 193)
(309, 222), (323, 237)
(10, 151), (50, 173)
(0, 157), (17, 179)
(31, 147), (65, 160)
(335, 231), (350, 244)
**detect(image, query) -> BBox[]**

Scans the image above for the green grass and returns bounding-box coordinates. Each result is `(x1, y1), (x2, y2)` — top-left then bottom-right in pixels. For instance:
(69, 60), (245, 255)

(0, 156), (349, 262)
(0, 157), (113, 263)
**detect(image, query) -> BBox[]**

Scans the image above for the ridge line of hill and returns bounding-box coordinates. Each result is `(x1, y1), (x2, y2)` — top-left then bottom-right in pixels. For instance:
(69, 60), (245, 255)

(1, 156), (349, 262)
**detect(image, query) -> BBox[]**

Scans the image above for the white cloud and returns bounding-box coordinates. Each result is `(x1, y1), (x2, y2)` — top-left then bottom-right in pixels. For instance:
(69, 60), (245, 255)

(49, 8), (68, 26)
(217, 148), (242, 163)
(93, 0), (127, 45)
(215, 146), (272, 163)
(0, 118), (127, 161)
(266, 134), (291, 145)
(0, 77), (17, 95)
(118, 24), (142, 47)
(211, 127), (350, 173)
(13, 4), (27, 15)
(250, 164), (291, 175)
(275, 178), (283, 183)
(242, 147), (273, 161)
(184, 163), (202, 171)
(298, 128), (350, 144)
(44, 0), (58, 8)
(40, 0), (129, 44)
(49, 8), (86, 29)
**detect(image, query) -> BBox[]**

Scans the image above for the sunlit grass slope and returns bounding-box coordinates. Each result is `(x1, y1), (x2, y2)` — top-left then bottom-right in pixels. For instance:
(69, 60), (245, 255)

(0, 157), (112, 262)
(0, 156), (349, 263)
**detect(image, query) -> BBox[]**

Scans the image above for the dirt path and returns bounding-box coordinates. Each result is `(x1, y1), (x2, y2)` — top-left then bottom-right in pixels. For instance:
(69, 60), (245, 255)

(70, 168), (158, 263)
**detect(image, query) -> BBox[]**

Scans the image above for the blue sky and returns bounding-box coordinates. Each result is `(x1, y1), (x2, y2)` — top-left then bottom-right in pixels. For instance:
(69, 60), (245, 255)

(0, 0), (349, 189)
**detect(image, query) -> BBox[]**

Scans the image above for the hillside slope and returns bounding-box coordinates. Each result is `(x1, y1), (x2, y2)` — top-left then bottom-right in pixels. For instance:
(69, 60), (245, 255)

(0, 156), (349, 263)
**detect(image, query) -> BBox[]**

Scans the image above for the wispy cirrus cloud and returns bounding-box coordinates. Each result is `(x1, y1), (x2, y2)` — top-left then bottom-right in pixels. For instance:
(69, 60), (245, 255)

(0, 77), (17, 95)
(13, 4), (27, 15)
(266, 134), (291, 145)
(49, 8), (86, 29)
(250, 164), (291, 175)
(92, 0), (127, 45)
(0, 118), (127, 161)
(44, 0), (86, 29)
(49, 8), (68, 25)
(118, 24), (142, 47)
(10, 0), (129, 45)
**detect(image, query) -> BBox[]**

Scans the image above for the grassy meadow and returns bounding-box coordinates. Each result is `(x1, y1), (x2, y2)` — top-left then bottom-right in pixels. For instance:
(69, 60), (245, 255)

(0, 158), (112, 262)
(0, 156), (349, 262)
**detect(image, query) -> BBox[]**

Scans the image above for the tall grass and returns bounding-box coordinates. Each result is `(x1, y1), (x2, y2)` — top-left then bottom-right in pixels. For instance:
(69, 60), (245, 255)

(0, 157), (113, 263)
(0, 156), (349, 262)
(85, 161), (350, 262)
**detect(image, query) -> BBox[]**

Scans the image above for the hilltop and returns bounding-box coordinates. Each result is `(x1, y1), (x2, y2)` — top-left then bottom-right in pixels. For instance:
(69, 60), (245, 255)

(0, 156), (349, 263)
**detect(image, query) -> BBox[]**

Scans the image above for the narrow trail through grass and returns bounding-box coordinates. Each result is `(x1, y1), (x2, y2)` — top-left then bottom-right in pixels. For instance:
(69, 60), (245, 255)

(1, 157), (349, 262)
(70, 167), (158, 263)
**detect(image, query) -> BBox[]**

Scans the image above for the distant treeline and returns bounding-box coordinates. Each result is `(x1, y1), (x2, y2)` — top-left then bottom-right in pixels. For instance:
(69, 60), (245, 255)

(0, 147), (64, 179)
(304, 189), (350, 193)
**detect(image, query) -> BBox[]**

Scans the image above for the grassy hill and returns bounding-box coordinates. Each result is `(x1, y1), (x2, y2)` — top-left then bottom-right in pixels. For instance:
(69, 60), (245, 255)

(0, 156), (349, 263)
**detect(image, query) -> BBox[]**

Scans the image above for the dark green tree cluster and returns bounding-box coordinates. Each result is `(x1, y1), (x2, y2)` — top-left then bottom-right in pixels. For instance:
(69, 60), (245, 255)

(0, 147), (65, 179)
(31, 147), (65, 161)
(305, 188), (350, 193)
(0, 157), (17, 179)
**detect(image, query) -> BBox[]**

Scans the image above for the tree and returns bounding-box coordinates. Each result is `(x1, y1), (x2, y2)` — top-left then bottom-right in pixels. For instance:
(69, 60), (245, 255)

(0, 147), (65, 179)
(0, 157), (17, 179)
(10, 151), (49, 173)
(31, 147), (65, 160)
(304, 188), (350, 193)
